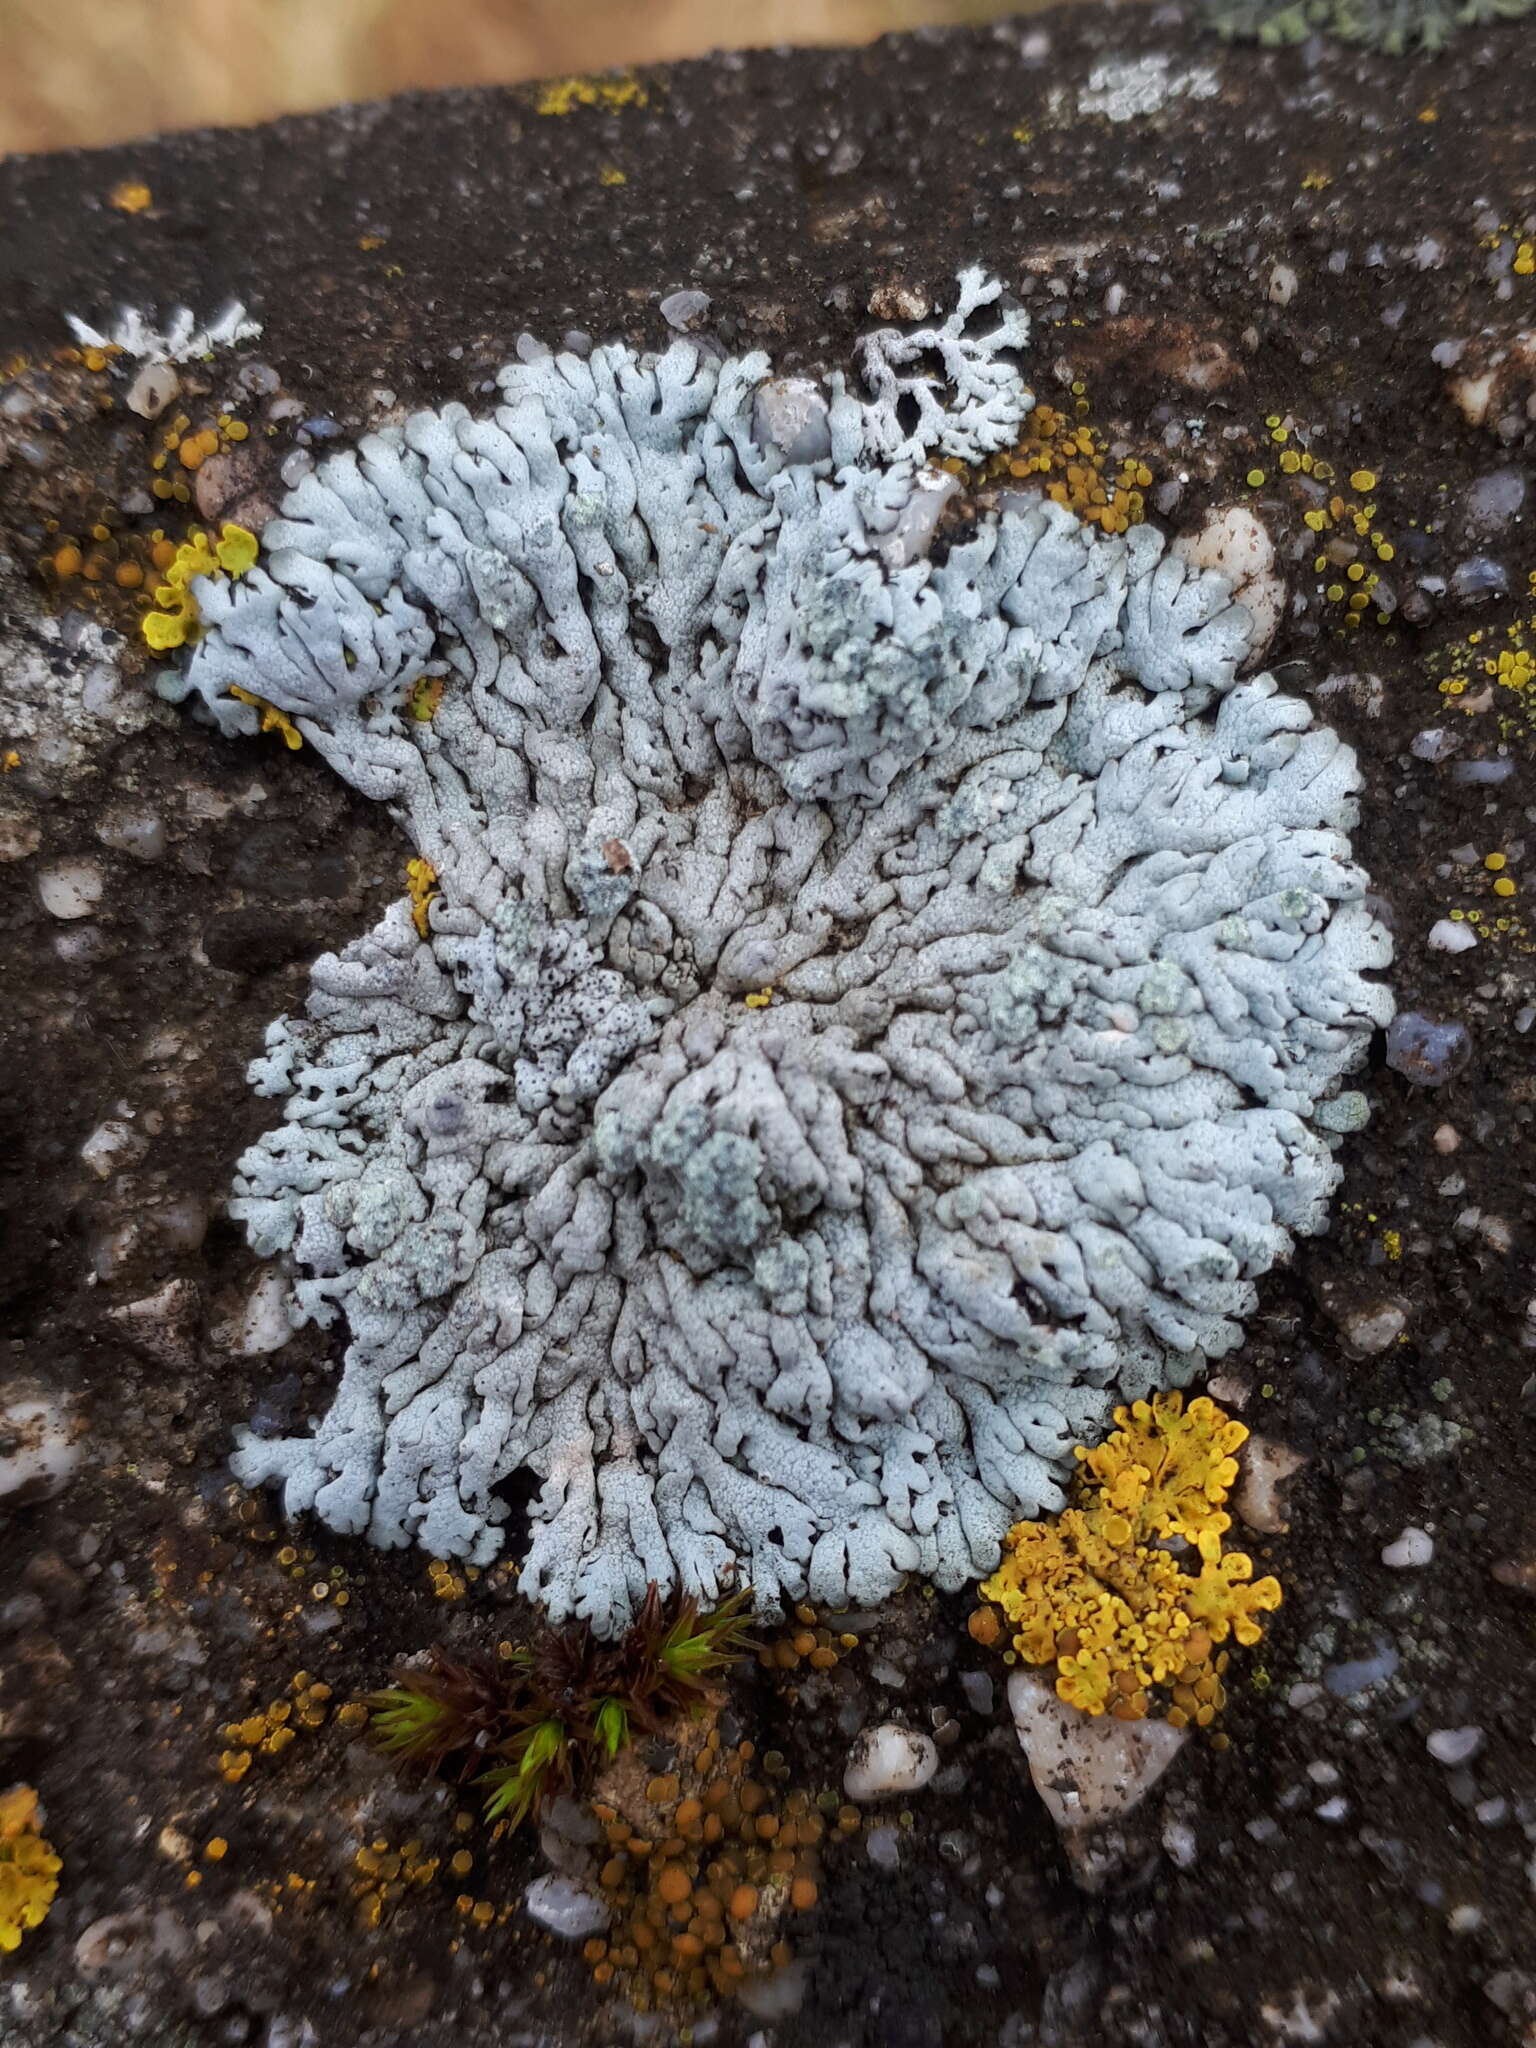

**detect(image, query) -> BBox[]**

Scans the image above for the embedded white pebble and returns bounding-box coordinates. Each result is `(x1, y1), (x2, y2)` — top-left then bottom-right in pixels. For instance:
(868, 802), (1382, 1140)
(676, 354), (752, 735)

(95, 808), (168, 862)
(1339, 1301), (1407, 1357)
(736, 1961), (806, 2020)
(843, 1723), (939, 1802)
(37, 857), (104, 919)
(222, 1266), (296, 1357)
(1008, 1671), (1187, 1831)
(522, 1874), (610, 1939)
(79, 1118), (149, 1181)
(864, 1825), (903, 1871)
(53, 925), (110, 966)
(1234, 1437), (1306, 1536)
(1172, 503), (1284, 653)
(1382, 1526), (1434, 1569)
(1428, 919), (1477, 954)
(537, 1794), (603, 1877)
(1161, 1819), (1198, 1869)
(659, 289), (711, 332)
(959, 1670), (996, 1716)
(1426, 1727), (1483, 1766)
(125, 361), (180, 420)
(0, 813), (41, 862)
(0, 1385), (82, 1506)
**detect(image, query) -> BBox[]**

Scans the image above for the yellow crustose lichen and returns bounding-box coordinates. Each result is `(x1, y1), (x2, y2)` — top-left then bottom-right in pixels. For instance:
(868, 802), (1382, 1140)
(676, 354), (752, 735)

(228, 684), (303, 751)
(141, 522), (258, 652)
(0, 1785), (61, 1952)
(535, 72), (648, 117)
(973, 1392), (1282, 1724)
(407, 857), (440, 940)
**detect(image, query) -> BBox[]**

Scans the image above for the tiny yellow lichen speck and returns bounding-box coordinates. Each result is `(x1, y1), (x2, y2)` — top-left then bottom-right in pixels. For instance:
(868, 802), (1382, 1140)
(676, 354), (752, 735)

(974, 1392), (1282, 1725)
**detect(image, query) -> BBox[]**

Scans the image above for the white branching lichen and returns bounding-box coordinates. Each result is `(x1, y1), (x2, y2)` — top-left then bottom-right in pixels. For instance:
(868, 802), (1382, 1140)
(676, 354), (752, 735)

(65, 302), (262, 363)
(162, 272), (1391, 1635)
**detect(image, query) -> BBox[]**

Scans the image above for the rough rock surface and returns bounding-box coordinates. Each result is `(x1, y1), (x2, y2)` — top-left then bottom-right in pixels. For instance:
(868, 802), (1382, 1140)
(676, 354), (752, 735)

(3, 9), (1536, 2048)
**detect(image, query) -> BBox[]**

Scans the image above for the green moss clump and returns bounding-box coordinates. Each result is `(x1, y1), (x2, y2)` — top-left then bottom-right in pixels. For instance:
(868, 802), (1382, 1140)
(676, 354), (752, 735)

(1204, 0), (1532, 53)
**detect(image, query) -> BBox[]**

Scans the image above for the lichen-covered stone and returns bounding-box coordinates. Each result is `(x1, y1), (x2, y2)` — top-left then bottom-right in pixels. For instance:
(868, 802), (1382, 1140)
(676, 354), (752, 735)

(160, 273), (1391, 1636)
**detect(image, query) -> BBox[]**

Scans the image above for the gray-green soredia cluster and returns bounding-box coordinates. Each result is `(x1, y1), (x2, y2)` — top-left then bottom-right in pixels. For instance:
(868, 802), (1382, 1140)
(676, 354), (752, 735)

(164, 273), (1392, 1636)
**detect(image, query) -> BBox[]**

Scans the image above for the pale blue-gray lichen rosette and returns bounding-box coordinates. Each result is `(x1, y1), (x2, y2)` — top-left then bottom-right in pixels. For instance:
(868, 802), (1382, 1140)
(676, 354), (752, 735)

(164, 273), (1391, 1635)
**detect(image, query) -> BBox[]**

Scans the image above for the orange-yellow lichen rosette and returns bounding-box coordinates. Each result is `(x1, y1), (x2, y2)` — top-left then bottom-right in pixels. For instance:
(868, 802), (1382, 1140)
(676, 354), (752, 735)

(975, 1392), (1282, 1724)
(0, 1784), (61, 1952)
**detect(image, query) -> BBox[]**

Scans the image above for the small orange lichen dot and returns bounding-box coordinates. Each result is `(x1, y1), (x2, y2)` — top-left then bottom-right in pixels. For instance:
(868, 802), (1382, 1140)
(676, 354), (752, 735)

(967, 1604), (1001, 1648)
(109, 180), (153, 214)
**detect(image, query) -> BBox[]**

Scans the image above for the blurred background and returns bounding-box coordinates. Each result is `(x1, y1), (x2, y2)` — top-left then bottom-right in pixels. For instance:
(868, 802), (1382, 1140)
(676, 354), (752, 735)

(0, 0), (1026, 156)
